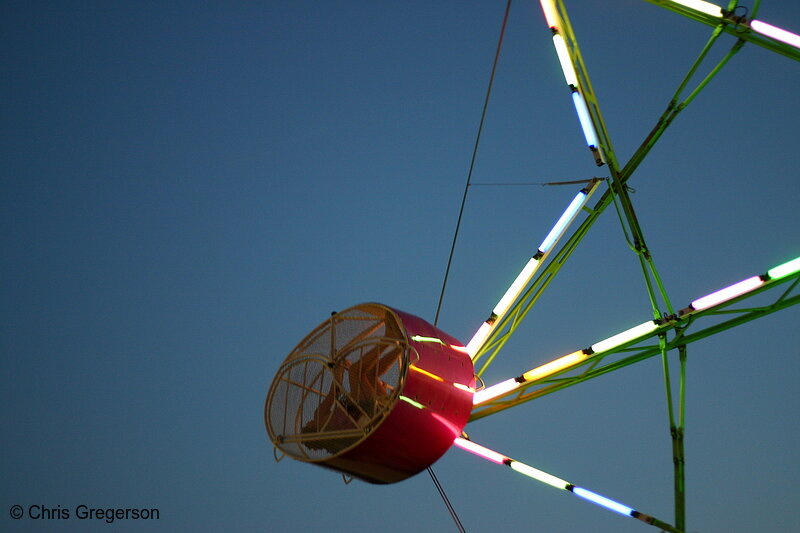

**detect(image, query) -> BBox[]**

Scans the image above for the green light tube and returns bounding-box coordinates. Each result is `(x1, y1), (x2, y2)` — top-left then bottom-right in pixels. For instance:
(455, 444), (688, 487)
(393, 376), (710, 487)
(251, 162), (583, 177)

(399, 396), (425, 410)
(768, 256), (800, 280)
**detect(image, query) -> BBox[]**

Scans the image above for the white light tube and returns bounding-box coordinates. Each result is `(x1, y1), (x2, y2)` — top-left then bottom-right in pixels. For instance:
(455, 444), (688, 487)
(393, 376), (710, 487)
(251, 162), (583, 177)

(690, 275), (764, 310)
(492, 258), (541, 318)
(553, 34), (578, 87)
(510, 461), (570, 490)
(751, 20), (800, 48)
(591, 320), (658, 354)
(571, 91), (599, 148)
(671, 0), (723, 18)
(466, 321), (493, 359)
(538, 191), (587, 254)
(472, 378), (520, 405)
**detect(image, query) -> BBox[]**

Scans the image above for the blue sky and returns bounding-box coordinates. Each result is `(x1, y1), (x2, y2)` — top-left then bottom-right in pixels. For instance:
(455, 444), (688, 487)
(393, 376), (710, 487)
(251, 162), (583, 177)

(2, 1), (799, 532)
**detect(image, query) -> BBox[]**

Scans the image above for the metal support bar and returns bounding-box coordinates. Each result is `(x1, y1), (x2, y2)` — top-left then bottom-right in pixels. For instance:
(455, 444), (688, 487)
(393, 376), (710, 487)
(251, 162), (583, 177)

(672, 344), (688, 531)
(643, 0), (800, 62)
(470, 274), (799, 421)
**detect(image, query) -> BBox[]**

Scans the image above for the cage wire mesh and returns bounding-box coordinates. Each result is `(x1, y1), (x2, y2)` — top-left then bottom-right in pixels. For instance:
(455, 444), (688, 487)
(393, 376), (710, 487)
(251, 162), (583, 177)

(266, 304), (408, 461)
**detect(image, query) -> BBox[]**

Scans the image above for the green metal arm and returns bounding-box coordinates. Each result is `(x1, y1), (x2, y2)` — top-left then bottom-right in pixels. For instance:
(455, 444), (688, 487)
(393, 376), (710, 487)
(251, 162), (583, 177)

(470, 271), (799, 422)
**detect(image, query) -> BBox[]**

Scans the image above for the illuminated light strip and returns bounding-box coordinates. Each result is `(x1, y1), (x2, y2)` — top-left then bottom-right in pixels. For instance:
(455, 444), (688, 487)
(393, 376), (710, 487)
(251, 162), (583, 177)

(509, 460), (569, 490)
(571, 91), (599, 148)
(751, 20), (800, 48)
(475, 322), (656, 406)
(409, 365), (444, 382)
(474, 257), (800, 407)
(453, 437), (675, 526)
(671, 0), (723, 18)
(552, 33), (578, 87)
(522, 350), (588, 382)
(690, 275), (764, 311)
(430, 411), (463, 437)
(539, 0), (560, 29)
(449, 344), (471, 355)
(411, 335), (444, 344)
(768, 256), (800, 280)
(453, 382), (475, 393)
(468, 183), (599, 360)
(472, 378), (520, 405)
(465, 322), (493, 358)
(409, 364), (474, 394)
(492, 257), (542, 318)
(539, 191), (587, 254)
(399, 396), (425, 409)
(591, 320), (659, 355)
(571, 487), (634, 516)
(452, 437), (507, 464)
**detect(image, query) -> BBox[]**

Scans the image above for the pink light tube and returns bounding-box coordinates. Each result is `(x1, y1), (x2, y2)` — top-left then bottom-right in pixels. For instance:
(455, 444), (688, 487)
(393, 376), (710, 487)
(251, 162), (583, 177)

(690, 275), (764, 310)
(453, 437), (507, 464)
(751, 19), (800, 49)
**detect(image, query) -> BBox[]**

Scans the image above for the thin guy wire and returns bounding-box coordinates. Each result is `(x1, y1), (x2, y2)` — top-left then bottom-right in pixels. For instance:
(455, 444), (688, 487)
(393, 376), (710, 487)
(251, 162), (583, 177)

(427, 2), (513, 531)
(433, 0), (513, 327)
(427, 466), (467, 533)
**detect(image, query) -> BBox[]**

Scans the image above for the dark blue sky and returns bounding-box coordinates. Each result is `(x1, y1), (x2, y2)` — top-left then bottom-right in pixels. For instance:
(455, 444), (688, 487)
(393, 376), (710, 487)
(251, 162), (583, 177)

(2, 1), (799, 532)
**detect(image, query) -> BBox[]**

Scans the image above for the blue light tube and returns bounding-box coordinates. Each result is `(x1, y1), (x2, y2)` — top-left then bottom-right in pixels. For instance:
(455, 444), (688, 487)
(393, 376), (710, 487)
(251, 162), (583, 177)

(538, 191), (586, 253)
(572, 487), (634, 516)
(571, 92), (599, 148)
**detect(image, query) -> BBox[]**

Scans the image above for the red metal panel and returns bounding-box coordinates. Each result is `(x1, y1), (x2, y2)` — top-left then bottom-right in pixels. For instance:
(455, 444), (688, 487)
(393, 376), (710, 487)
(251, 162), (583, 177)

(319, 305), (475, 484)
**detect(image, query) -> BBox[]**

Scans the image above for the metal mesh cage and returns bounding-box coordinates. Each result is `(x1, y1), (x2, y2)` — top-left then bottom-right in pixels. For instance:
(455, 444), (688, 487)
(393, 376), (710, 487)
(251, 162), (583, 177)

(265, 304), (408, 462)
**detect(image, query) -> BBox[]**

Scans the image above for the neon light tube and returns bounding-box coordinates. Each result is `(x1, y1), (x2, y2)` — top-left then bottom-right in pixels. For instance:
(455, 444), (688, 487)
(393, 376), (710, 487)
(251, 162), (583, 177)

(768, 256), (800, 280)
(454, 437), (678, 529)
(572, 487), (633, 516)
(509, 461), (569, 490)
(671, 0), (723, 18)
(751, 20), (800, 48)
(591, 320), (658, 354)
(472, 378), (520, 405)
(409, 365), (444, 382)
(539, 191), (587, 254)
(690, 275), (764, 311)
(552, 34), (578, 87)
(399, 395), (425, 409)
(466, 321), (493, 358)
(453, 382), (475, 393)
(453, 437), (507, 464)
(411, 335), (443, 344)
(449, 344), (471, 355)
(539, 0), (560, 29)
(571, 91), (599, 148)
(492, 257), (541, 318)
(522, 350), (588, 382)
